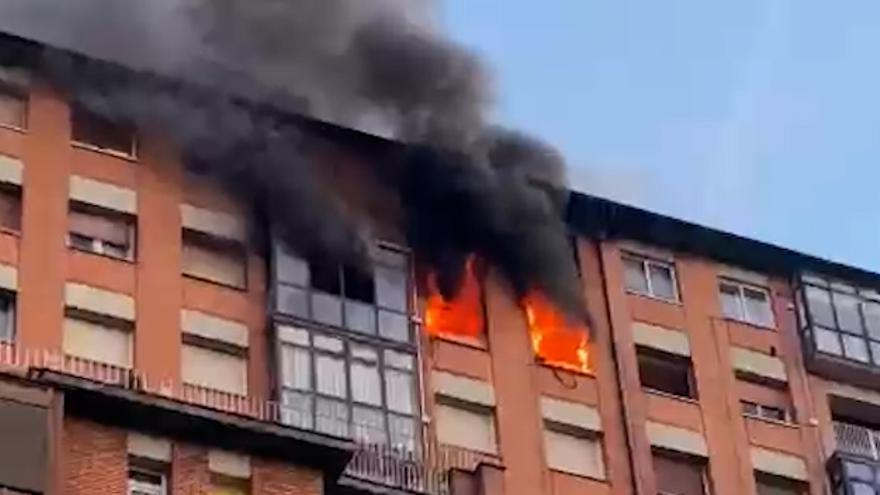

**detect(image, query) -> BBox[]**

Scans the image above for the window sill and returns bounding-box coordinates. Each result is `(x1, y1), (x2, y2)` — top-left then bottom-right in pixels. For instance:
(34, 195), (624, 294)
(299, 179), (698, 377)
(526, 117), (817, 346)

(625, 290), (681, 306)
(71, 141), (137, 162)
(183, 273), (247, 292)
(69, 245), (134, 264)
(0, 123), (25, 134)
(430, 332), (487, 351)
(643, 387), (699, 404)
(548, 468), (607, 483)
(537, 359), (594, 377)
(742, 413), (799, 429)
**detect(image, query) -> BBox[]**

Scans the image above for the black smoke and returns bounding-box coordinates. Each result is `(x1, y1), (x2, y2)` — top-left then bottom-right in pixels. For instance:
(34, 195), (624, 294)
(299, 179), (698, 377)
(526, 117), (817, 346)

(0, 0), (585, 319)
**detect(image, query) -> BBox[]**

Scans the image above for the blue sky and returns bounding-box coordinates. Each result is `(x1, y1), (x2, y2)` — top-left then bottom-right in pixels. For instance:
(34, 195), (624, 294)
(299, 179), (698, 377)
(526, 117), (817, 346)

(440, 1), (880, 272)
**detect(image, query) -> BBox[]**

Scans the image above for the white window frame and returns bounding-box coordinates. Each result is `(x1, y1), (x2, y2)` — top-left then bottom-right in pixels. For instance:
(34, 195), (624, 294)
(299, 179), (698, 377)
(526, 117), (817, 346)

(741, 399), (788, 423)
(719, 278), (775, 328)
(127, 466), (166, 495)
(622, 253), (680, 302)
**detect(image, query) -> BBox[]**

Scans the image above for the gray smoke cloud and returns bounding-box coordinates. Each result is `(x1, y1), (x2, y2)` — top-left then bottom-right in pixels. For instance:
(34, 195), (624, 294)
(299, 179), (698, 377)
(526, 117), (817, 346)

(0, 0), (585, 318)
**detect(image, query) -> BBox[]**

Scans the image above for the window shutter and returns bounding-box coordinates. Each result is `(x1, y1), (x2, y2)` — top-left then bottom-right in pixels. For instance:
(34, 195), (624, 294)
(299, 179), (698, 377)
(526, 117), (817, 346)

(654, 453), (705, 495)
(69, 209), (129, 245)
(181, 344), (247, 395)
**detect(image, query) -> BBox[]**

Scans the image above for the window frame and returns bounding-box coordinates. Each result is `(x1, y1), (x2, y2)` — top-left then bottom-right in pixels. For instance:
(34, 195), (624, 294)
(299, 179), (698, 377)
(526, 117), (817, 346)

(636, 347), (697, 400)
(652, 449), (710, 495)
(0, 82), (27, 132)
(181, 229), (248, 290)
(542, 421), (606, 480)
(0, 290), (16, 343)
(70, 105), (138, 160)
(127, 464), (167, 495)
(67, 203), (136, 262)
(275, 323), (420, 451)
(718, 278), (775, 328)
(741, 400), (788, 423)
(180, 337), (249, 396)
(622, 252), (680, 303)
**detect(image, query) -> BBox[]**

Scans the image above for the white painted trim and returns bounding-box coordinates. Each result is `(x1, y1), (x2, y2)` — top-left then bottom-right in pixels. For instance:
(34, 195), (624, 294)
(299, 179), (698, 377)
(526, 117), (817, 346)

(632, 322), (690, 356)
(540, 397), (602, 432)
(69, 175), (137, 214)
(64, 283), (135, 321)
(0, 264), (18, 291)
(730, 347), (788, 383)
(750, 447), (807, 481)
(180, 204), (245, 241)
(0, 155), (22, 186)
(181, 310), (248, 348)
(645, 421), (708, 457)
(432, 371), (495, 407)
(127, 433), (171, 462)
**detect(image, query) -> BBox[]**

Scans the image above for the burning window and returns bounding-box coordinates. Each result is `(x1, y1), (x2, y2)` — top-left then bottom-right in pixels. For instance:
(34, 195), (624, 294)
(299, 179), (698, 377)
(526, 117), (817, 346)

(523, 293), (591, 374)
(424, 259), (484, 340)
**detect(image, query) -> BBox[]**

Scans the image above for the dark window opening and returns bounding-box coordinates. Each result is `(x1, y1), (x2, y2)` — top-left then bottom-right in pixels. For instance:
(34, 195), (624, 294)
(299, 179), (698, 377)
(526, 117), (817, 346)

(310, 260), (342, 295)
(343, 265), (375, 303)
(755, 473), (806, 495)
(0, 84), (26, 130)
(71, 106), (136, 157)
(0, 186), (21, 233)
(653, 450), (707, 495)
(637, 348), (695, 399)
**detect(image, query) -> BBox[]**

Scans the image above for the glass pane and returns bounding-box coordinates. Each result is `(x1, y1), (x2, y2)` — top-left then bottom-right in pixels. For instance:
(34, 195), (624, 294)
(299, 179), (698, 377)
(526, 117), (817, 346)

(836, 292), (864, 334)
(314, 334), (344, 353)
(815, 327), (843, 355)
(312, 292), (342, 327)
(719, 283), (743, 320)
(375, 266), (408, 312)
(345, 301), (377, 334)
(316, 398), (349, 438)
(622, 257), (648, 294)
(315, 355), (347, 397)
(352, 406), (387, 444)
(375, 248), (407, 268)
(378, 310), (410, 342)
(741, 401), (759, 416)
(351, 361), (381, 406)
(278, 325), (310, 346)
(864, 302), (880, 339)
(385, 369), (414, 414)
(0, 297), (13, 341)
(743, 287), (774, 327)
(389, 414), (418, 453)
(351, 344), (378, 362)
(281, 391), (313, 429)
(850, 482), (875, 495)
(277, 285), (309, 318)
(845, 461), (875, 482)
(281, 345), (311, 390)
(276, 248), (309, 285)
(648, 263), (676, 300)
(384, 350), (414, 371)
(843, 335), (870, 363)
(871, 342), (880, 365)
(806, 286), (835, 328)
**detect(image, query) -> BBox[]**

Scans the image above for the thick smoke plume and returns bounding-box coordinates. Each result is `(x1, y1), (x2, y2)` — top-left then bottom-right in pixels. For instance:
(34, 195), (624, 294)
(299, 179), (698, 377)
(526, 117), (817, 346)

(0, 0), (585, 318)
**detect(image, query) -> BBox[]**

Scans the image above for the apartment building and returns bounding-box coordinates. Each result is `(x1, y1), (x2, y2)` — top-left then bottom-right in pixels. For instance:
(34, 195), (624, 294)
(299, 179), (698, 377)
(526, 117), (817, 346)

(0, 31), (878, 495)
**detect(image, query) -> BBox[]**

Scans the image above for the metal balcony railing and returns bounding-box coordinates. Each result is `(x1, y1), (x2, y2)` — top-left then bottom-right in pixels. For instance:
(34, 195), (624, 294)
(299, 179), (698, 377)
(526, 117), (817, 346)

(834, 421), (880, 460)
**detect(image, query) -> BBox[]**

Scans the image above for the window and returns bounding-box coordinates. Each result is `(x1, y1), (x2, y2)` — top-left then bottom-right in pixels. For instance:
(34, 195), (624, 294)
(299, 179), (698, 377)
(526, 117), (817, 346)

(182, 230), (247, 289)
(719, 279), (775, 327)
(71, 106), (136, 158)
(543, 424), (605, 479)
(800, 275), (880, 366)
(741, 401), (786, 422)
(68, 205), (135, 261)
(0, 186), (21, 233)
(0, 85), (26, 130)
(0, 292), (14, 342)
(277, 325), (418, 450)
(63, 314), (132, 368)
(182, 343), (247, 395)
(637, 348), (695, 399)
(274, 243), (411, 343)
(128, 466), (166, 495)
(622, 253), (679, 302)
(209, 475), (249, 495)
(435, 399), (497, 455)
(755, 474), (805, 495)
(653, 451), (708, 495)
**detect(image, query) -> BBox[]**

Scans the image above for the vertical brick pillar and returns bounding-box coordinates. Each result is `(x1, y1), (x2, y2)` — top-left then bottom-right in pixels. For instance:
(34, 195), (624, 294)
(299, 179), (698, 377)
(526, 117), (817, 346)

(18, 85), (71, 350)
(135, 138), (183, 385)
(252, 458), (322, 495)
(63, 419), (127, 495)
(171, 444), (210, 495)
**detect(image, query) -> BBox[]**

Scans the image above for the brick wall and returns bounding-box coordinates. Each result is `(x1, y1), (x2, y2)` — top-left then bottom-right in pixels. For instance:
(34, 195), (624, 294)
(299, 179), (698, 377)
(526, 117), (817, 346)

(63, 419), (127, 495)
(252, 458), (322, 495)
(171, 444), (211, 495)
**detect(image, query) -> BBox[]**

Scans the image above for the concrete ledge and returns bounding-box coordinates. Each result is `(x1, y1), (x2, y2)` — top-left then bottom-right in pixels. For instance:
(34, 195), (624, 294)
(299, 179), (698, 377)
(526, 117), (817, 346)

(645, 421), (707, 457)
(540, 397), (602, 432)
(127, 433), (171, 462)
(65, 283), (135, 321)
(632, 322), (690, 356)
(208, 449), (251, 478)
(181, 310), (248, 348)
(730, 347), (787, 383)
(180, 204), (245, 241)
(0, 155), (22, 186)
(69, 176), (137, 214)
(750, 447), (807, 481)
(433, 371), (495, 407)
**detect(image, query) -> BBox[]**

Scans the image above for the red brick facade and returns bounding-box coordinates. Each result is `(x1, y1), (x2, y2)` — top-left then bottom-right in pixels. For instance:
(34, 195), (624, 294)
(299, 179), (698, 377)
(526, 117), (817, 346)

(252, 459), (322, 495)
(63, 419), (127, 495)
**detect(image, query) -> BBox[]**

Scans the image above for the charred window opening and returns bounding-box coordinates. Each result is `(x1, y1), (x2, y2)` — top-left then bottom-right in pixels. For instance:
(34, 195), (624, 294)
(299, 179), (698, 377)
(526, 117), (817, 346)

(637, 347), (695, 399)
(71, 105), (137, 158)
(425, 257), (485, 341)
(0, 83), (27, 131)
(523, 292), (591, 374)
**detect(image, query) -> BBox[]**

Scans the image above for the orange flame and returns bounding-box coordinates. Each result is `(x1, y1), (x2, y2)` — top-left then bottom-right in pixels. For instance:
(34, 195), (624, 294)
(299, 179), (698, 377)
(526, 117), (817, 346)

(425, 258), (484, 339)
(523, 292), (592, 374)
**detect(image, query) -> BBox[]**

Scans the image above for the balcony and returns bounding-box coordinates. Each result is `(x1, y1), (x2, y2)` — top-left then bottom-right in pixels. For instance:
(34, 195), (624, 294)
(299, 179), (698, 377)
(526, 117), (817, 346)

(834, 422), (880, 461)
(829, 422), (880, 494)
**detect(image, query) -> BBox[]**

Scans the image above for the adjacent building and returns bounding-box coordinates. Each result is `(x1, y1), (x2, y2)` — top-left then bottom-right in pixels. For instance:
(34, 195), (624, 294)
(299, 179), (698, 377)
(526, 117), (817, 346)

(0, 30), (878, 495)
